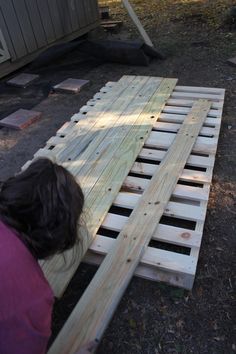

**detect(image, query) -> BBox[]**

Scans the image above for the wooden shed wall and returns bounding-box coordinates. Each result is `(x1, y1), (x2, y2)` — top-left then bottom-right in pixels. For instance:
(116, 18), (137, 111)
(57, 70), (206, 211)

(0, 0), (99, 76)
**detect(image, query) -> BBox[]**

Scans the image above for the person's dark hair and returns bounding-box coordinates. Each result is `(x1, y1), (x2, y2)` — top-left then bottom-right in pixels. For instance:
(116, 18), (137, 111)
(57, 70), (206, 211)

(0, 158), (84, 260)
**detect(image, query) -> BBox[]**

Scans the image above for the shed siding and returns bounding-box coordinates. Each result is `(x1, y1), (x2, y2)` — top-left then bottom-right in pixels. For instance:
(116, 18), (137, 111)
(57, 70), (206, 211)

(0, 0), (99, 61)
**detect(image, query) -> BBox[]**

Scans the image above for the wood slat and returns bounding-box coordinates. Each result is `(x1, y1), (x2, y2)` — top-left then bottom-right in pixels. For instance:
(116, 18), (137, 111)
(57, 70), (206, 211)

(138, 147), (215, 168)
(88, 235), (197, 274)
(123, 176), (208, 201)
(146, 131), (218, 154)
(12, 0), (38, 53)
(107, 196), (205, 223)
(24, 0), (47, 48)
(35, 76), (138, 159)
(48, 99), (210, 353)
(100, 213), (202, 247)
(159, 113), (221, 127)
(163, 105), (221, 118)
(175, 85), (225, 95)
(0, 0), (27, 58)
(131, 161), (211, 183)
(167, 98), (222, 109)
(42, 78), (178, 297)
(153, 121), (217, 137)
(84, 251), (194, 289)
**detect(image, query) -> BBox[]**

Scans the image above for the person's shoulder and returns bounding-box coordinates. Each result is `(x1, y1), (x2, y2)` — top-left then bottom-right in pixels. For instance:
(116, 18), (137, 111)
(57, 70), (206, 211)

(0, 220), (54, 319)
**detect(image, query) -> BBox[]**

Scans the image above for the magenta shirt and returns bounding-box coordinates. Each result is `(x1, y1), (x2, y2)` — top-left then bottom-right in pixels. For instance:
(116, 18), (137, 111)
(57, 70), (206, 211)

(0, 220), (54, 354)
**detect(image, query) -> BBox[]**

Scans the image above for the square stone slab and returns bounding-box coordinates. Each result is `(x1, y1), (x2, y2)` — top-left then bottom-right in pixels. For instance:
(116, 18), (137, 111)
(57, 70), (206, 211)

(53, 78), (90, 93)
(6, 73), (39, 88)
(0, 109), (42, 130)
(227, 57), (236, 67)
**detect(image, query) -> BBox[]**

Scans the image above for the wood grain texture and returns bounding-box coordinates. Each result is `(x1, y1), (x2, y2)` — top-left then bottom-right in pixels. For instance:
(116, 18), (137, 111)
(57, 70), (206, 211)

(48, 99), (211, 353)
(42, 78), (177, 297)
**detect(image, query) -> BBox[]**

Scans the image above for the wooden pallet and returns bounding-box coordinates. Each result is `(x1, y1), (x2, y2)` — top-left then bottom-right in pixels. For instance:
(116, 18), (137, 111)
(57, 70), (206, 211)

(23, 76), (224, 295)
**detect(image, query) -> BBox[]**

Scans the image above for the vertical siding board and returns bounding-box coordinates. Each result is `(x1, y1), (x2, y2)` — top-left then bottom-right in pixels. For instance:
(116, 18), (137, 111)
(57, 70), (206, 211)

(0, 0), (27, 58)
(68, 0), (79, 32)
(12, 0), (37, 53)
(0, 7), (16, 60)
(81, 0), (89, 27)
(75, 0), (86, 28)
(57, 0), (72, 35)
(36, 0), (56, 44)
(86, 0), (93, 24)
(24, 0), (47, 49)
(92, 0), (99, 22)
(0, 0), (99, 64)
(47, 0), (64, 39)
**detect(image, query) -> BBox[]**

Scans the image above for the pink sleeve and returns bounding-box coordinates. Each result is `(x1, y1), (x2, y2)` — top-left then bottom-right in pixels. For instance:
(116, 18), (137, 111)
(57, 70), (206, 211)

(0, 298), (53, 354)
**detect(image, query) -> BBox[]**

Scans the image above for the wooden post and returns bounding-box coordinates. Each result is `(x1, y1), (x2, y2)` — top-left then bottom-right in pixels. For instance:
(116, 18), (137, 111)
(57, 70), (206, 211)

(122, 0), (154, 47)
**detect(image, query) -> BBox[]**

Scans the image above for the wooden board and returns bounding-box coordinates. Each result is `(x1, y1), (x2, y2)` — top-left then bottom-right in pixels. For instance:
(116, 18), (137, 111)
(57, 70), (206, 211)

(20, 75), (225, 353)
(22, 76), (224, 291)
(22, 76), (224, 294)
(39, 76), (178, 297)
(48, 99), (211, 353)
(122, 0), (153, 47)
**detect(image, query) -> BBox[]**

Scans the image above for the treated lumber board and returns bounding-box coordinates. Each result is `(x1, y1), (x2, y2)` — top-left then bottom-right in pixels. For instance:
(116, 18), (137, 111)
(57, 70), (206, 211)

(171, 91), (224, 101)
(163, 105), (221, 118)
(175, 85), (225, 95)
(122, 0), (153, 47)
(123, 176), (208, 201)
(88, 235), (196, 274)
(139, 147), (215, 168)
(167, 98), (223, 109)
(34, 75), (139, 160)
(130, 161), (211, 183)
(42, 78), (178, 297)
(159, 113), (221, 127)
(109, 196), (205, 221)
(56, 76), (150, 162)
(54, 76), (156, 160)
(35, 77), (137, 157)
(153, 121), (218, 137)
(84, 251), (194, 289)
(146, 131), (218, 154)
(188, 179), (212, 284)
(48, 99), (211, 353)
(67, 76), (162, 177)
(100, 212), (202, 247)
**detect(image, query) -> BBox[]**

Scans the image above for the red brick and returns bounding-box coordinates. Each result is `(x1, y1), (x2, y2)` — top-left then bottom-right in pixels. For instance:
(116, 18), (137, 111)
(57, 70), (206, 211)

(7, 73), (39, 88)
(53, 78), (90, 93)
(0, 109), (42, 130)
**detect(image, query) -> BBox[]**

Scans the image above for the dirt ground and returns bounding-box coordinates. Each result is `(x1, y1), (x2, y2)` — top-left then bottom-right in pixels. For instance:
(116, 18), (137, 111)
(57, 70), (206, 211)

(0, 1), (235, 353)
